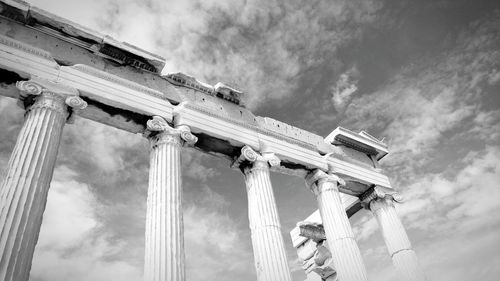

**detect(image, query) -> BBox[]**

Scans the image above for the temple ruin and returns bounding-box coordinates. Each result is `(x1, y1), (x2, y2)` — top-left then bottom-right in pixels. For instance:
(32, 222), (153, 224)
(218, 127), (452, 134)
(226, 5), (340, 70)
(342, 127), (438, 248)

(0, 1), (427, 281)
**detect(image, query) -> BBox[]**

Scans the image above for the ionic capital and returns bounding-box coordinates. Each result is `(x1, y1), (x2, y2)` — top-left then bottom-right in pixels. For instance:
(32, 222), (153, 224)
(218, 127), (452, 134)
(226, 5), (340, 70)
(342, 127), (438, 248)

(16, 80), (87, 117)
(177, 125), (198, 145)
(305, 169), (346, 196)
(360, 186), (403, 210)
(232, 145), (281, 170)
(146, 116), (176, 133)
(16, 80), (44, 97)
(145, 116), (198, 147)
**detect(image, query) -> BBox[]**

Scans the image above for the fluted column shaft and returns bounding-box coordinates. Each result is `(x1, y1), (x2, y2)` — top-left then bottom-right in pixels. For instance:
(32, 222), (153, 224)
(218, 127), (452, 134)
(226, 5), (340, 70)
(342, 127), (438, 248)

(239, 146), (291, 281)
(306, 170), (368, 281)
(0, 83), (86, 281)
(144, 116), (197, 281)
(370, 198), (427, 281)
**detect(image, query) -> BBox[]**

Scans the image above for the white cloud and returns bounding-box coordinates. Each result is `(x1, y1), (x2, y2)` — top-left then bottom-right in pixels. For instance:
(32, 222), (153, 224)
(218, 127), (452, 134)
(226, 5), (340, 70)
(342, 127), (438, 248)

(345, 14), (500, 281)
(341, 14), (500, 170)
(470, 109), (500, 143)
(35, 167), (96, 251)
(353, 146), (500, 281)
(41, 0), (379, 108)
(31, 166), (142, 281)
(331, 66), (360, 112)
(62, 118), (145, 172)
(354, 145), (500, 247)
(183, 186), (253, 281)
(0, 97), (24, 179)
(182, 150), (220, 182)
(386, 145), (500, 237)
(32, 238), (141, 281)
(28, 0), (108, 31)
(352, 212), (378, 241)
(487, 69), (500, 84)
(29, 165), (254, 281)
(2, 2), (499, 281)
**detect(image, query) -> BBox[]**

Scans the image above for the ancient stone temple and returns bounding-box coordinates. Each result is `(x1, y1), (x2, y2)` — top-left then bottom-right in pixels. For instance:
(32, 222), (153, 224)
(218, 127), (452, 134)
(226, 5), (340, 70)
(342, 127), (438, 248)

(0, 1), (427, 281)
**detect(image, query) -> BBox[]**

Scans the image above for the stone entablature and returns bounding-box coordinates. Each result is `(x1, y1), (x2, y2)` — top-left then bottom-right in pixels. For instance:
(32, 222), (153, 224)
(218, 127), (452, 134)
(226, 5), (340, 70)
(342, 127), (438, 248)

(0, 25), (392, 193)
(0, 0), (164, 73)
(0, 0), (392, 194)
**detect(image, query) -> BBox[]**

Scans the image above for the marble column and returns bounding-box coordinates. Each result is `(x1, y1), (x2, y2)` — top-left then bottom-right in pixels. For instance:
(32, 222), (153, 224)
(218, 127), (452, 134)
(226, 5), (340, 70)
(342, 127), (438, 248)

(361, 186), (427, 281)
(0, 80), (87, 281)
(306, 169), (368, 281)
(236, 146), (291, 281)
(143, 116), (197, 281)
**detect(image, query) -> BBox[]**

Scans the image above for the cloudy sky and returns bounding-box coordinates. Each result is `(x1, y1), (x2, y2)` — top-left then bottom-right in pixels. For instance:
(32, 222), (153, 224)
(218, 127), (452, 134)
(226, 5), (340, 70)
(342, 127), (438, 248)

(1, 0), (500, 280)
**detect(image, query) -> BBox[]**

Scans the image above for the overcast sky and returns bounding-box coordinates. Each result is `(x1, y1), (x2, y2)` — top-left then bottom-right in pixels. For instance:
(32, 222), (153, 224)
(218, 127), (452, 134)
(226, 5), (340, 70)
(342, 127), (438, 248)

(1, 0), (500, 280)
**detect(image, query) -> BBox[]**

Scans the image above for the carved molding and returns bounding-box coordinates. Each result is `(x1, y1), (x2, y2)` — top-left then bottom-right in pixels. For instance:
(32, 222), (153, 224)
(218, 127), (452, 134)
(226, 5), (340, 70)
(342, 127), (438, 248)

(360, 186), (403, 209)
(0, 34), (55, 61)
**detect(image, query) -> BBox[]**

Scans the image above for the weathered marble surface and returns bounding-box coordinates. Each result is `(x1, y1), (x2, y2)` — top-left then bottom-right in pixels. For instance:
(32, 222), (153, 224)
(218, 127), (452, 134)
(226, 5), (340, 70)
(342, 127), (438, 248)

(0, 2), (429, 281)
(306, 170), (369, 281)
(362, 187), (428, 281)
(0, 80), (86, 281)
(0, 0), (393, 192)
(239, 146), (292, 281)
(143, 116), (197, 281)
